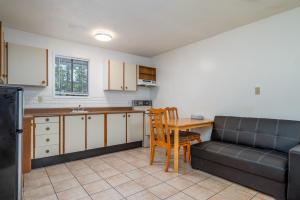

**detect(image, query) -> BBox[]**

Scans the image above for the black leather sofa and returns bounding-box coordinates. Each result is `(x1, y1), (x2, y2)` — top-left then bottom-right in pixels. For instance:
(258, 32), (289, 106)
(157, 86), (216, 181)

(191, 116), (300, 200)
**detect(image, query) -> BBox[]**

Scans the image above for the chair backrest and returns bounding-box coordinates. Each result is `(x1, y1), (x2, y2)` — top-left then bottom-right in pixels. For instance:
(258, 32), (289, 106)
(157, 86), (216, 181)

(149, 108), (171, 146)
(165, 107), (179, 120)
(212, 116), (300, 153)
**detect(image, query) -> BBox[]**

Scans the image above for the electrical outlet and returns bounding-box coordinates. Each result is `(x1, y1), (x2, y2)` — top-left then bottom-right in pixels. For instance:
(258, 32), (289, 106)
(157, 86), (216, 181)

(255, 87), (260, 95)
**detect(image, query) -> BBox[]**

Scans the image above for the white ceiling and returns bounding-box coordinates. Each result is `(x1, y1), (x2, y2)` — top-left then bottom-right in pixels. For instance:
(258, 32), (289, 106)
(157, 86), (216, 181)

(0, 0), (300, 57)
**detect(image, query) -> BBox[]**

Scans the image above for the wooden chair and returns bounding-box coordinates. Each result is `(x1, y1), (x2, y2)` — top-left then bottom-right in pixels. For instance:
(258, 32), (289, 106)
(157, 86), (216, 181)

(149, 108), (191, 172)
(165, 107), (201, 143)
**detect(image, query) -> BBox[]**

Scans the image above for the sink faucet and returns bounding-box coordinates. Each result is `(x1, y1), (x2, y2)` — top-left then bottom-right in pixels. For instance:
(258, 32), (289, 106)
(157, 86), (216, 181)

(73, 104), (84, 112)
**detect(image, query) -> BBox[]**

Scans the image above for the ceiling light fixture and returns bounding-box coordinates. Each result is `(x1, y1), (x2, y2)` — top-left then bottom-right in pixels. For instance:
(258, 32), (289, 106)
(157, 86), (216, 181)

(94, 33), (112, 42)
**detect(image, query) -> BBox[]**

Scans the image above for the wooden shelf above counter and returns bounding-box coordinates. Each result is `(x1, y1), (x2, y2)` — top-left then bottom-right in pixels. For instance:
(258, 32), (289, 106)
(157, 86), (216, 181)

(138, 65), (156, 81)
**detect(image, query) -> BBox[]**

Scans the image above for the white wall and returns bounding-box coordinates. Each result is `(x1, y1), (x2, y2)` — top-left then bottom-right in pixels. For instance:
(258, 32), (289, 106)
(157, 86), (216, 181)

(152, 7), (300, 121)
(4, 28), (153, 108)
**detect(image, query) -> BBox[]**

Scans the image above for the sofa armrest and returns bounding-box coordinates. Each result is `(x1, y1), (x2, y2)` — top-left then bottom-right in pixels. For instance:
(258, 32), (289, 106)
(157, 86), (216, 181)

(288, 144), (300, 200)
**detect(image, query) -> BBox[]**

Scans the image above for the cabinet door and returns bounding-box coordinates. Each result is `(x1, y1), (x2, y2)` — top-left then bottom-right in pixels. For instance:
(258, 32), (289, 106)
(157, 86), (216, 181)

(127, 113), (144, 143)
(107, 113), (126, 146)
(64, 115), (85, 153)
(7, 43), (48, 86)
(109, 60), (124, 90)
(124, 63), (137, 91)
(86, 114), (104, 149)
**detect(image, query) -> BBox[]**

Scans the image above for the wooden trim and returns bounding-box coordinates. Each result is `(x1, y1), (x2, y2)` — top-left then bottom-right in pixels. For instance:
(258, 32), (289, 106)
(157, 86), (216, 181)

(45, 49), (48, 86)
(85, 114), (87, 150)
(108, 60), (110, 90)
(63, 116), (65, 154)
(59, 116), (61, 154)
(104, 114), (107, 147)
(32, 118), (36, 159)
(5, 42), (8, 83)
(125, 113), (128, 143)
(123, 62), (125, 91)
(24, 107), (135, 115)
(23, 117), (32, 173)
(0, 21), (2, 77)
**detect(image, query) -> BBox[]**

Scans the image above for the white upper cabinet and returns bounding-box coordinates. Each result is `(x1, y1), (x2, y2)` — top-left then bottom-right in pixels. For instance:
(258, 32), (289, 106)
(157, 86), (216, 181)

(104, 59), (123, 91)
(124, 63), (137, 91)
(127, 113), (144, 143)
(86, 114), (105, 149)
(104, 59), (137, 91)
(107, 113), (126, 146)
(7, 43), (48, 86)
(64, 115), (86, 153)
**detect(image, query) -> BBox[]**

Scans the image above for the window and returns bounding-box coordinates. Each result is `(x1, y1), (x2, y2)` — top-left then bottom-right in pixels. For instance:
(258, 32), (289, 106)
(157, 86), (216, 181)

(55, 56), (88, 96)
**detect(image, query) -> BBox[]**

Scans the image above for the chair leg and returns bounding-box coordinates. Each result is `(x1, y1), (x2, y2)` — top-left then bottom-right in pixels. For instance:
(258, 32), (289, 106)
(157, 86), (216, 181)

(187, 144), (191, 163)
(183, 146), (187, 163)
(165, 147), (171, 172)
(150, 145), (155, 165)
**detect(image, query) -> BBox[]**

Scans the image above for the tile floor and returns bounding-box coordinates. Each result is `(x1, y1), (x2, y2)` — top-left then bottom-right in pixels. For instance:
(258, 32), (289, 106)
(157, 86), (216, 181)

(23, 147), (276, 200)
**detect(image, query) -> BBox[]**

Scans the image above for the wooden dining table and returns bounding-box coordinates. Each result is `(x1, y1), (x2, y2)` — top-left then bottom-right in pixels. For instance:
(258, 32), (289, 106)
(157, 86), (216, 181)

(167, 118), (214, 173)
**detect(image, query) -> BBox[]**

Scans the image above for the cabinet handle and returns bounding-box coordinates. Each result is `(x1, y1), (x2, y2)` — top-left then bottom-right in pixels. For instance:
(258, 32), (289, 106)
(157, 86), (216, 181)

(41, 80), (46, 85)
(81, 117), (84, 120)
(46, 127), (50, 131)
(121, 86), (123, 89)
(88, 116), (91, 120)
(125, 86), (128, 90)
(123, 115), (125, 117)
(45, 150), (50, 153)
(45, 118), (50, 122)
(128, 114), (130, 117)
(46, 138), (50, 142)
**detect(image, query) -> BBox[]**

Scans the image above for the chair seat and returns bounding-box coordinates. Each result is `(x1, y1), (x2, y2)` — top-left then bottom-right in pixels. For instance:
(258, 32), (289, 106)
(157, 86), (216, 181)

(169, 134), (190, 145)
(180, 131), (201, 140)
(191, 141), (288, 182)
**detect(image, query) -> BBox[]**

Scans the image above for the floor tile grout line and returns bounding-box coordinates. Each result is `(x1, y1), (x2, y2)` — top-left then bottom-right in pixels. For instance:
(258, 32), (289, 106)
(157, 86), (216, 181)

(44, 166), (60, 200)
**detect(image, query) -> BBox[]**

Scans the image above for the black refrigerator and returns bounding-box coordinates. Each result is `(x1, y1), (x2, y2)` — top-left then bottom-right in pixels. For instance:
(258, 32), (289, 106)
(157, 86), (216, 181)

(0, 86), (23, 200)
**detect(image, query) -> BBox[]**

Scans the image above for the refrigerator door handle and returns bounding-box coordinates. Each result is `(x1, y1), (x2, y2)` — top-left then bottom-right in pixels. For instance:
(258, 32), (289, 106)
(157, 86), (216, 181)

(17, 90), (23, 131)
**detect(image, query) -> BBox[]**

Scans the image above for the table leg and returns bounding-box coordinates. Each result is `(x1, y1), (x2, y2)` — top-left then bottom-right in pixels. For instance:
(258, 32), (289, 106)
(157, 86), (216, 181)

(174, 128), (179, 173)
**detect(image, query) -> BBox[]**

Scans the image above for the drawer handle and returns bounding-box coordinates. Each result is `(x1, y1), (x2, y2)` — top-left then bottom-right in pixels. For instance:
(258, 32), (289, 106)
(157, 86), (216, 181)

(45, 118), (50, 122)
(46, 127), (50, 131)
(46, 138), (50, 142)
(45, 150), (50, 153)
(88, 116), (91, 120)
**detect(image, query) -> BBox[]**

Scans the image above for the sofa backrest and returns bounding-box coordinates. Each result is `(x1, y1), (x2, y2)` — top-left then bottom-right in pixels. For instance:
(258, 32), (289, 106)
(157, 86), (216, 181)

(211, 116), (300, 153)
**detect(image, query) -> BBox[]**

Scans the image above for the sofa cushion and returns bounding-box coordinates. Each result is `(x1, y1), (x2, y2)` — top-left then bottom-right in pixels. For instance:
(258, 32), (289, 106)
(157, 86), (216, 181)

(212, 116), (300, 153)
(191, 141), (288, 182)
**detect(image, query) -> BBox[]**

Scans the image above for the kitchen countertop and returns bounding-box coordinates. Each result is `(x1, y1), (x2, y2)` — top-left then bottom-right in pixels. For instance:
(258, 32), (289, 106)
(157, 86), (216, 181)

(23, 107), (144, 119)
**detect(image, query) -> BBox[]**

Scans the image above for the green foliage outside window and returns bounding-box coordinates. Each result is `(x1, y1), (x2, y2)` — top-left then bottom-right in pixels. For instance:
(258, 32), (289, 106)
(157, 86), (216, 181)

(55, 56), (88, 96)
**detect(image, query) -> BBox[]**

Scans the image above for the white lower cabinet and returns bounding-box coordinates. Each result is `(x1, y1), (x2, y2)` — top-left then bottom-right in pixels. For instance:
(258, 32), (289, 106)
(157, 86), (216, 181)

(127, 113), (144, 143)
(107, 113), (126, 146)
(86, 114), (105, 149)
(64, 115), (86, 153)
(34, 116), (60, 159)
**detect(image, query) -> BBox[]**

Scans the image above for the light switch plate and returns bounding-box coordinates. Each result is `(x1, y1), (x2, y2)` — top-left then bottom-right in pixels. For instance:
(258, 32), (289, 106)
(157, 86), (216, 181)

(255, 87), (260, 95)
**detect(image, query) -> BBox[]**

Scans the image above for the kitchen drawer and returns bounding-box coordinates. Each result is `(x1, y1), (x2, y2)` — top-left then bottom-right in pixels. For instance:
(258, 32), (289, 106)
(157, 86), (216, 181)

(35, 123), (59, 135)
(35, 116), (59, 124)
(36, 134), (59, 147)
(35, 145), (59, 159)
